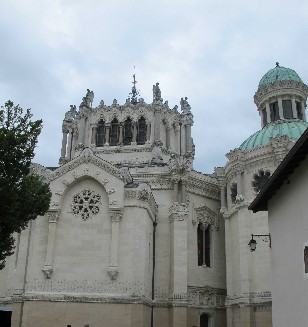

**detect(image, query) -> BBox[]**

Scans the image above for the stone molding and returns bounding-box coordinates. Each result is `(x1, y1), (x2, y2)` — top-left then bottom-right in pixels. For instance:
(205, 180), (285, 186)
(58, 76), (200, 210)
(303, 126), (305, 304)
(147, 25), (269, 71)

(225, 291), (272, 307)
(49, 148), (124, 182)
(24, 279), (151, 297)
(169, 202), (189, 222)
(124, 189), (158, 220)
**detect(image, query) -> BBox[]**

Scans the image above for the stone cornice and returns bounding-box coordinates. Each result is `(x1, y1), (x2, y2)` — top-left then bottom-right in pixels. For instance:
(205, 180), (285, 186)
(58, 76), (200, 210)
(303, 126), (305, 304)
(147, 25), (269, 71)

(254, 80), (308, 108)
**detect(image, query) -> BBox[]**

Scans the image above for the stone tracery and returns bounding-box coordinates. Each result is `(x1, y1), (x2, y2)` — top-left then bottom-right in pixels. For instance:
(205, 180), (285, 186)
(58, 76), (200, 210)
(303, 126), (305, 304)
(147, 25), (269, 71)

(71, 189), (101, 220)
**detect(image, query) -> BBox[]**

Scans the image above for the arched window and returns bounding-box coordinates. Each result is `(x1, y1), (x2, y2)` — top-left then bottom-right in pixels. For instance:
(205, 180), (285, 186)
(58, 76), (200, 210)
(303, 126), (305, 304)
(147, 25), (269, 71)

(137, 116), (146, 145)
(96, 120), (105, 146)
(230, 183), (237, 204)
(262, 108), (267, 125)
(110, 118), (119, 146)
(252, 170), (271, 193)
(282, 100), (293, 119)
(270, 101), (279, 121)
(296, 101), (303, 119)
(124, 117), (133, 145)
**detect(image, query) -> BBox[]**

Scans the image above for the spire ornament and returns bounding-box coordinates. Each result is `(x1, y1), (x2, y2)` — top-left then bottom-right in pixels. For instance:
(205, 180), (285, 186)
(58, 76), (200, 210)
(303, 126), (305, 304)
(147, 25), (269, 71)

(129, 74), (140, 104)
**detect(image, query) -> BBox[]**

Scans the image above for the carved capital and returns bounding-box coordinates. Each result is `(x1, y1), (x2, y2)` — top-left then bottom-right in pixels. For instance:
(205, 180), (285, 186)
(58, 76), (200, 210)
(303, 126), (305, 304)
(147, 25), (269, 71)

(107, 266), (119, 280)
(47, 211), (59, 223)
(42, 263), (53, 279)
(110, 209), (123, 222)
(169, 202), (189, 222)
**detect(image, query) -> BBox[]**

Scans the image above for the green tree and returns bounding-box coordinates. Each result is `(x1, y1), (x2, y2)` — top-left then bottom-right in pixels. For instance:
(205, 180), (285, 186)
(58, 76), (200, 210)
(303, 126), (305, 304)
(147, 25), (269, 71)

(0, 101), (51, 269)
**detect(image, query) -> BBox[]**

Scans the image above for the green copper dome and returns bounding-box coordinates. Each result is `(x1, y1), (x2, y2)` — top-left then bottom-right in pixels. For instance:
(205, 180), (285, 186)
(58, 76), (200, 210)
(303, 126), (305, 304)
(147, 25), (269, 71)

(258, 64), (303, 89)
(239, 121), (308, 151)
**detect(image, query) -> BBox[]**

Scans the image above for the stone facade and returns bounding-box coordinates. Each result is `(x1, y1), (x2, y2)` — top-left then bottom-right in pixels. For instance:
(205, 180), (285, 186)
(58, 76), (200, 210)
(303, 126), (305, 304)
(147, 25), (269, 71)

(0, 82), (226, 327)
(1, 66), (307, 327)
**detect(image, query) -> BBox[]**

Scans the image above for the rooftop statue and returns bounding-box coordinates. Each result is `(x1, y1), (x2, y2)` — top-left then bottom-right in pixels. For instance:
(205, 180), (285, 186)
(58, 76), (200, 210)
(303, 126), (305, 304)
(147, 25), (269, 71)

(64, 105), (77, 121)
(180, 97), (191, 113)
(153, 82), (163, 103)
(80, 89), (94, 107)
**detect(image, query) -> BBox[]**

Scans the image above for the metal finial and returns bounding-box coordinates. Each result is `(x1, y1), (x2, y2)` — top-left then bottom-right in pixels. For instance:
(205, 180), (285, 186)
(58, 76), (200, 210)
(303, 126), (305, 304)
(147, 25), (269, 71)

(276, 62), (279, 67)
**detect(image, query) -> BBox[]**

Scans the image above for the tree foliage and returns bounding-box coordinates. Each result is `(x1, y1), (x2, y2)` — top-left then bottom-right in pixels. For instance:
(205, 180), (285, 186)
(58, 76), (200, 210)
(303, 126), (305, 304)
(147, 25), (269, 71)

(0, 101), (51, 269)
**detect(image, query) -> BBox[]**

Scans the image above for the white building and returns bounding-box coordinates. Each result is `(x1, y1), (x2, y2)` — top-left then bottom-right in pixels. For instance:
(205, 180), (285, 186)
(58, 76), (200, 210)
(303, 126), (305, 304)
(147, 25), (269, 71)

(250, 128), (308, 327)
(0, 64), (307, 327)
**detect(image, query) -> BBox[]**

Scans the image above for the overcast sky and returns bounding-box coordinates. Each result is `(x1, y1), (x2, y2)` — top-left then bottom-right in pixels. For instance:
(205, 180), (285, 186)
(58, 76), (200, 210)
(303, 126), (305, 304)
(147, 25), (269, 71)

(1, 0), (308, 173)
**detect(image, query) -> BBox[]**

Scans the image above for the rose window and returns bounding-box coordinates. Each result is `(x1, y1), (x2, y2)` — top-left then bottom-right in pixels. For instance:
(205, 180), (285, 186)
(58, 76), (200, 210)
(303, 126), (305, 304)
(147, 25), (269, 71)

(71, 189), (101, 220)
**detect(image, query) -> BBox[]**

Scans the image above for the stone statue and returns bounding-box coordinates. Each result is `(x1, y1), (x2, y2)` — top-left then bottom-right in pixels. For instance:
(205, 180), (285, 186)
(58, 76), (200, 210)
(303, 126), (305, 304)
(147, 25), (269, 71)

(80, 89), (94, 107)
(64, 105), (77, 121)
(153, 82), (162, 103)
(180, 97), (191, 113)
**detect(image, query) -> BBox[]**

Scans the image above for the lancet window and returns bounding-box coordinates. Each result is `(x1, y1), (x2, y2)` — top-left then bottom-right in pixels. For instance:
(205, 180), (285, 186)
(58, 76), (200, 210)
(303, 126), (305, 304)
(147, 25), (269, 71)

(96, 120), (105, 146)
(197, 223), (211, 267)
(137, 116), (146, 145)
(110, 118), (119, 146)
(124, 117), (133, 145)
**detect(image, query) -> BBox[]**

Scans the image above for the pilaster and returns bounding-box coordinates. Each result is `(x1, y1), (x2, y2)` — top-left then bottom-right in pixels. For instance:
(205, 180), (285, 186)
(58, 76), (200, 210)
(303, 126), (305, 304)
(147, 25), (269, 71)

(42, 210), (60, 278)
(107, 208), (123, 280)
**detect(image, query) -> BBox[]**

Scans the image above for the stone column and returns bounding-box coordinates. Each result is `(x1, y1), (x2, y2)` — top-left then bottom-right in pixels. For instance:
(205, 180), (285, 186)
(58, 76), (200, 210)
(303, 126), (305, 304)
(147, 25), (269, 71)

(146, 123), (151, 143)
(71, 132), (78, 158)
(301, 101), (306, 120)
(235, 166), (244, 202)
(42, 210), (59, 278)
(278, 97), (283, 120)
(173, 178), (180, 202)
(180, 181), (186, 203)
(118, 124), (123, 144)
(132, 122), (137, 145)
(78, 117), (86, 145)
(104, 124), (110, 146)
(91, 126), (97, 144)
(169, 203), (188, 327)
(66, 131), (73, 160)
(166, 126), (171, 149)
(185, 124), (192, 154)
(265, 102), (271, 123)
(61, 128), (68, 158)
(107, 208), (123, 280)
(291, 97), (298, 118)
(220, 183), (227, 211)
(154, 107), (161, 141)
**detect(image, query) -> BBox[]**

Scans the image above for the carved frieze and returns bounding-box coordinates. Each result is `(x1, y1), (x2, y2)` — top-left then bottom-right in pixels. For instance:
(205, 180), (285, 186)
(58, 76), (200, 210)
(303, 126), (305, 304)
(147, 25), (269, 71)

(193, 205), (219, 230)
(188, 286), (226, 308)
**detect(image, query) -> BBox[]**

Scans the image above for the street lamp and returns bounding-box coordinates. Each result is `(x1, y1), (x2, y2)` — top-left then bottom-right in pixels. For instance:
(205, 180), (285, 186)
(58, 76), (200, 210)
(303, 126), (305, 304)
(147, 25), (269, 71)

(248, 234), (271, 252)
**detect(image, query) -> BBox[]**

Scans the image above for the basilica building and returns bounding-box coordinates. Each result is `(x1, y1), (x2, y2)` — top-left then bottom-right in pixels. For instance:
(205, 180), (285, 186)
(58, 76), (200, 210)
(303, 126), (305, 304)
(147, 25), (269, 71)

(0, 64), (307, 327)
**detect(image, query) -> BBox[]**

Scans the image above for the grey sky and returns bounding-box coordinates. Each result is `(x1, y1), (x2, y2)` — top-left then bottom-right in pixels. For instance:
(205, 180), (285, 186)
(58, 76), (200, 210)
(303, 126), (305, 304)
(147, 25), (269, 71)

(1, 0), (308, 172)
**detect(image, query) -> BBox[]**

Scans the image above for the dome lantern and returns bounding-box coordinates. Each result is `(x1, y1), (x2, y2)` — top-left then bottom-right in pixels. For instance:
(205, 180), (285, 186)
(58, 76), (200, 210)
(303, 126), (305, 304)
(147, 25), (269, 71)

(254, 63), (308, 128)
